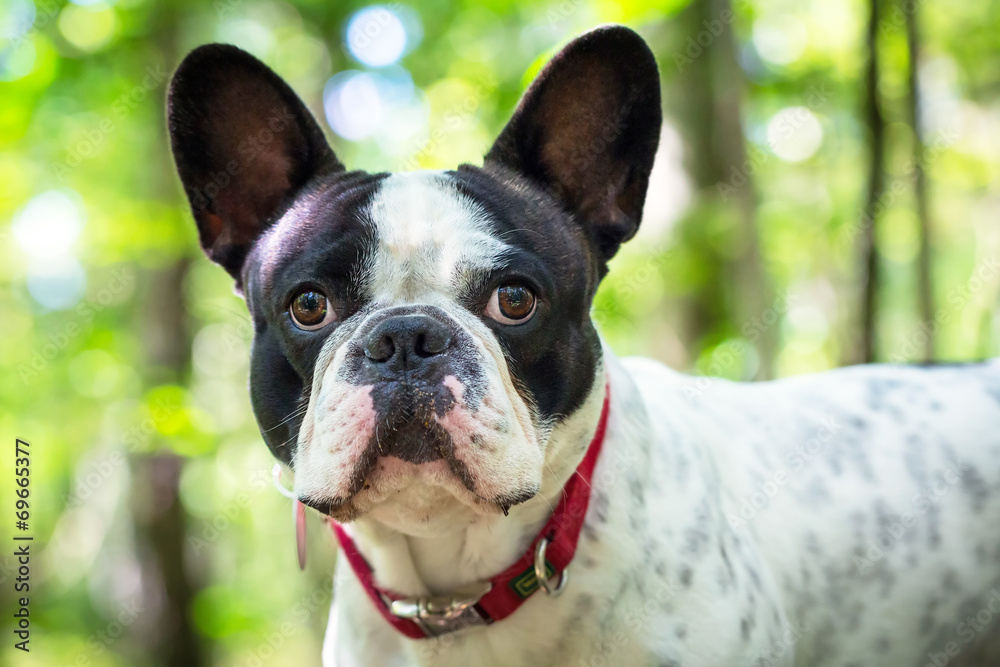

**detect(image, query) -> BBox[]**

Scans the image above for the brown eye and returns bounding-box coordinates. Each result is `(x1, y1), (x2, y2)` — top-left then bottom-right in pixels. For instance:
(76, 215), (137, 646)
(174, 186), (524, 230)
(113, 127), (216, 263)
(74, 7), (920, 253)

(289, 290), (335, 330)
(485, 284), (537, 325)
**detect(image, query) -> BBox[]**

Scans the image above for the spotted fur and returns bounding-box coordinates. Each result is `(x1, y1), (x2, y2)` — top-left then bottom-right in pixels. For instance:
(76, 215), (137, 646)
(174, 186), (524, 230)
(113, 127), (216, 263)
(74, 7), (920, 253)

(166, 26), (1000, 667)
(324, 356), (1000, 667)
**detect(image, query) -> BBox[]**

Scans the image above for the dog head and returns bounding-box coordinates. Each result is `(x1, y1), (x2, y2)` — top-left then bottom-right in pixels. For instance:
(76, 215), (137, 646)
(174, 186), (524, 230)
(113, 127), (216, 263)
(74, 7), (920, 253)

(167, 26), (660, 532)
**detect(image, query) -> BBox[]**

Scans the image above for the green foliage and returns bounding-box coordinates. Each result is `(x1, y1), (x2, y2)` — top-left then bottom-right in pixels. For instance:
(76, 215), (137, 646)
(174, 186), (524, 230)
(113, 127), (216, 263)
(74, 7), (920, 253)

(1, 0), (998, 664)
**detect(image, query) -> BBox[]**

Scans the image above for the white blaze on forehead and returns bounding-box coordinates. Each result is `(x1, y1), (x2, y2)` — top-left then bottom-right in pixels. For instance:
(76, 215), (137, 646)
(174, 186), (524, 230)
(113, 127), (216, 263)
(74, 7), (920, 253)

(366, 171), (509, 303)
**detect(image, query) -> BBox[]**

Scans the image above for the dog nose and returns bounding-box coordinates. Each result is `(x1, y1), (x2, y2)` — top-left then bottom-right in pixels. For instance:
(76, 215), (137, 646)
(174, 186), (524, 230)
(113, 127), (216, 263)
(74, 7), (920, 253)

(363, 314), (452, 369)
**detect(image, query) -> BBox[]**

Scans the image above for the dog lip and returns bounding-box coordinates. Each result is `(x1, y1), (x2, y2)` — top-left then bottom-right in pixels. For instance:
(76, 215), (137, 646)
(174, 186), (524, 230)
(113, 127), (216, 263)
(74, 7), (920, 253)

(297, 495), (335, 515)
(491, 486), (539, 514)
(298, 494), (353, 517)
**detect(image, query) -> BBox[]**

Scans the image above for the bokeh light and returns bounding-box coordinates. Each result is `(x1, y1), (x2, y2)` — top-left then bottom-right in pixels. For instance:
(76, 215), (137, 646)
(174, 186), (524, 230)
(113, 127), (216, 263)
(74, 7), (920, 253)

(69, 349), (122, 398)
(13, 190), (88, 310)
(324, 70), (385, 140)
(26, 257), (87, 310)
(752, 15), (808, 66)
(323, 65), (426, 144)
(766, 106), (824, 162)
(0, 38), (37, 81)
(12, 190), (85, 259)
(58, 3), (117, 52)
(346, 5), (408, 67)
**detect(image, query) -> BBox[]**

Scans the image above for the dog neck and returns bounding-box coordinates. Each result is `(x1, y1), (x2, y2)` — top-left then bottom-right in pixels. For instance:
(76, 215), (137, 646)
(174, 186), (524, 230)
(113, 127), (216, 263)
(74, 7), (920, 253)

(342, 358), (609, 596)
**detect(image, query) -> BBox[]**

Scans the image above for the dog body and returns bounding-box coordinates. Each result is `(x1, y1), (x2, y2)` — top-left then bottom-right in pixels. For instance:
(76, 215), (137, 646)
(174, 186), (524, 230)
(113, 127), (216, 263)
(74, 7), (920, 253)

(326, 351), (1000, 667)
(166, 26), (1000, 667)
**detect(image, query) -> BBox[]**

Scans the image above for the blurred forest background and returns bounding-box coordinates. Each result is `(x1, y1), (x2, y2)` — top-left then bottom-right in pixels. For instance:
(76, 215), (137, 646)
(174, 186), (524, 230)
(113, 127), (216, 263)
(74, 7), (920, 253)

(1, 0), (999, 664)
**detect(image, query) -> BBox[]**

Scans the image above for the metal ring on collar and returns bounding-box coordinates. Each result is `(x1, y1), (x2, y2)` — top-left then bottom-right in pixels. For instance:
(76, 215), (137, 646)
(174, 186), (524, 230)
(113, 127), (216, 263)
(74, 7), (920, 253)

(533, 537), (569, 597)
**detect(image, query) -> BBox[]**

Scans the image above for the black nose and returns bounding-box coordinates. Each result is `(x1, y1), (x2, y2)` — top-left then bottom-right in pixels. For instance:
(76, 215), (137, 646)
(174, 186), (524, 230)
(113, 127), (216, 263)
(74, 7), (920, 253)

(363, 314), (452, 369)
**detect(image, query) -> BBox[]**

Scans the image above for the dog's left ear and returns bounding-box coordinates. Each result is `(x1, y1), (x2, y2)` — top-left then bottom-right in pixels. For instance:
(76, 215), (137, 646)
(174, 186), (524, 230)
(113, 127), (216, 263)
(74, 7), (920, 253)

(486, 25), (661, 266)
(167, 44), (343, 285)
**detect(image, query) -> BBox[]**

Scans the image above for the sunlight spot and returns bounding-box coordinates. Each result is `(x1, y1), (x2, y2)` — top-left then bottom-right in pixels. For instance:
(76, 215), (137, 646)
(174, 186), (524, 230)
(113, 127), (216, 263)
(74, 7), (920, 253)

(324, 71), (384, 140)
(58, 3), (117, 52)
(27, 256), (87, 310)
(767, 106), (823, 162)
(346, 6), (407, 67)
(0, 38), (36, 81)
(753, 14), (807, 66)
(13, 190), (84, 259)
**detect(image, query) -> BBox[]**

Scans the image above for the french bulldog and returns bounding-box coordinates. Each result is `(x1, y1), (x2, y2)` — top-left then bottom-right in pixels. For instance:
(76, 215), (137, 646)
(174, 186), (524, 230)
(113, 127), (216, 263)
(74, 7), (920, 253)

(167, 25), (1000, 667)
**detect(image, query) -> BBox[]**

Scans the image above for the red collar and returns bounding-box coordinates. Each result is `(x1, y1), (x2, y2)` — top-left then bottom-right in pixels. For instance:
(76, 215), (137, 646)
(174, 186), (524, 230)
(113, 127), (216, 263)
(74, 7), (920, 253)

(330, 385), (611, 639)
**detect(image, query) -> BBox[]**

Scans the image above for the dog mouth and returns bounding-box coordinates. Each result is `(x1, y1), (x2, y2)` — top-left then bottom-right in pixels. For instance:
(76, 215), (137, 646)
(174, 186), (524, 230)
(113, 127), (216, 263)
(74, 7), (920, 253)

(300, 460), (533, 523)
(298, 414), (535, 522)
(298, 428), (541, 523)
(295, 362), (544, 524)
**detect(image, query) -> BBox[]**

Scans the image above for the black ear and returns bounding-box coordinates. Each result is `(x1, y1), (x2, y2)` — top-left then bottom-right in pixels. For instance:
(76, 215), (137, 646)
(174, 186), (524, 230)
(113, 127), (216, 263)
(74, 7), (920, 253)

(167, 44), (342, 282)
(486, 26), (661, 265)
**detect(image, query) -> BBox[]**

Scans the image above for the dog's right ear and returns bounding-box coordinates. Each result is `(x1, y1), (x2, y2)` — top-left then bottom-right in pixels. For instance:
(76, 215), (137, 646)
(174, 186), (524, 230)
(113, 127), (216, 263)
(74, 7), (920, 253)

(485, 26), (661, 270)
(167, 44), (342, 284)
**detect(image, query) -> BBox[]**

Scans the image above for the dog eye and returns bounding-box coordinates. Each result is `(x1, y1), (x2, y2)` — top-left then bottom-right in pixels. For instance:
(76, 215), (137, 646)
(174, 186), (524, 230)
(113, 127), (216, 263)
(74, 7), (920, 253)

(289, 290), (336, 330)
(486, 284), (536, 325)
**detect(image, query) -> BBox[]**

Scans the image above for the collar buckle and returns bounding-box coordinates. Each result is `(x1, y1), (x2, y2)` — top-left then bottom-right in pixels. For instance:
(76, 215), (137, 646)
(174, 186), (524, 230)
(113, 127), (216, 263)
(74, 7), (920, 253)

(388, 582), (493, 621)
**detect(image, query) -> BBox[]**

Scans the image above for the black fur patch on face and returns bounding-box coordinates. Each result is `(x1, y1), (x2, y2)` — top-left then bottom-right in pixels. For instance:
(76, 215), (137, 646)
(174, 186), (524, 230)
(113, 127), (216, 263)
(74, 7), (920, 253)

(242, 171), (387, 463)
(448, 164), (604, 423)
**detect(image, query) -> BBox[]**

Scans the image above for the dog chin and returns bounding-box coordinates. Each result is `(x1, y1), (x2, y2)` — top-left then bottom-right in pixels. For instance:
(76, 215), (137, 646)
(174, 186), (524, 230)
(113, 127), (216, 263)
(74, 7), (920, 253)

(324, 456), (537, 530)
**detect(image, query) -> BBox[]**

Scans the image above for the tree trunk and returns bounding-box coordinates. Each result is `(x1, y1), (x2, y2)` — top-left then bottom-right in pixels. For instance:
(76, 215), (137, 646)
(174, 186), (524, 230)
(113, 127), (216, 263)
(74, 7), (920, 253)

(131, 259), (205, 667)
(905, 0), (935, 362)
(127, 1), (205, 662)
(673, 0), (775, 378)
(859, 0), (887, 363)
